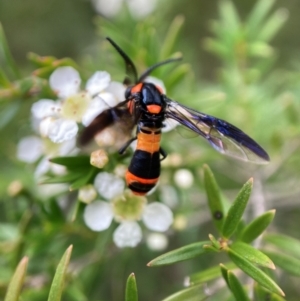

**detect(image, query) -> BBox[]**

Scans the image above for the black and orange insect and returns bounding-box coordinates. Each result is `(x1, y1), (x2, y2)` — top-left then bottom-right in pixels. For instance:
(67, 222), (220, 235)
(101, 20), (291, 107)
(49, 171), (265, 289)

(81, 37), (269, 196)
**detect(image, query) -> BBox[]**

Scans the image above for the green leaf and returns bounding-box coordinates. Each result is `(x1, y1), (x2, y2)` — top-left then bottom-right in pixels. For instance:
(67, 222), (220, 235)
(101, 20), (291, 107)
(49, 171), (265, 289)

(228, 270), (251, 301)
(41, 172), (82, 185)
(47, 245), (73, 301)
(230, 242), (275, 270)
(222, 178), (253, 239)
(254, 283), (286, 301)
(203, 164), (225, 234)
(246, 0), (276, 38)
(50, 156), (91, 169)
(160, 15), (184, 59)
(263, 250), (300, 277)
(125, 273), (138, 301)
(0, 23), (21, 79)
(263, 233), (300, 258)
(0, 100), (21, 129)
(257, 9), (288, 42)
(147, 241), (210, 266)
(241, 210), (276, 243)
(27, 52), (57, 67)
(161, 284), (207, 301)
(189, 262), (235, 285)
(220, 264), (230, 287)
(69, 167), (97, 191)
(166, 64), (190, 90)
(227, 249), (284, 297)
(4, 257), (28, 301)
(219, 0), (240, 34)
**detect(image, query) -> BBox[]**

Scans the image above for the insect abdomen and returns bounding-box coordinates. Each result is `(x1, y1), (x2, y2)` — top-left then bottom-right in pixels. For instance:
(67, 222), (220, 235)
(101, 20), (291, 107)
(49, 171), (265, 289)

(126, 131), (161, 195)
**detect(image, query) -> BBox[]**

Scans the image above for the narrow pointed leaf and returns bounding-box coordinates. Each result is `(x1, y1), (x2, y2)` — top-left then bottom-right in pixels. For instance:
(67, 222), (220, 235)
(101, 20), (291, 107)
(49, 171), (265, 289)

(263, 250), (300, 277)
(220, 264), (229, 287)
(254, 283), (286, 301)
(147, 241), (210, 266)
(263, 233), (300, 258)
(47, 245), (73, 301)
(0, 23), (21, 79)
(246, 0), (276, 36)
(69, 167), (97, 191)
(208, 234), (221, 249)
(125, 273), (138, 301)
(241, 210), (276, 243)
(0, 67), (10, 87)
(228, 271), (251, 301)
(228, 249), (284, 297)
(4, 257), (28, 301)
(160, 15), (184, 59)
(203, 165), (225, 234)
(189, 262), (235, 285)
(50, 156), (91, 169)
(162, 284), (207, 301)
(222, 178), (253, 239)
(0, 100), (21, 129)
(230, 242), (275, 269)
(219, 0), (240, 34)
(257, 9), (288, 42)
(41, 173), (82, 185)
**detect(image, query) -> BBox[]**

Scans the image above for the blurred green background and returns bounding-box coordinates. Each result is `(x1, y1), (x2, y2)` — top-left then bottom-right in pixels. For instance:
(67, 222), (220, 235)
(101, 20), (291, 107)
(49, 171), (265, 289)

(1, 0), (300, 300)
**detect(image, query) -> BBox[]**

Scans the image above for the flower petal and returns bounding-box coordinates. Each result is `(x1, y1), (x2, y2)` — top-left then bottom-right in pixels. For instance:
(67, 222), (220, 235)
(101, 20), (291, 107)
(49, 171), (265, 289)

(34, 157), (51, 178)
(81, 96), (110, 127)
(94, 172), (125, 199)
(113, 221), (142, 248)
(127, 0), (157, 19)
(78, 185), (97, 204)
(17, 136), (43, 163)
(174, 169), (194, 189)
(142, 202), (173, 232)
(58, 138), (77, 156)
(48, 119), (79, 143)
(92, 0), (123, 17)
(146, 233), (168, 251)
(49, 67), (81, 99)
(86, 71), (111, 96)
(100, 92), (120, 108)
(105, 81), (126, 103)
(83, 201), (113, 231)
(31, 99), (60, 119)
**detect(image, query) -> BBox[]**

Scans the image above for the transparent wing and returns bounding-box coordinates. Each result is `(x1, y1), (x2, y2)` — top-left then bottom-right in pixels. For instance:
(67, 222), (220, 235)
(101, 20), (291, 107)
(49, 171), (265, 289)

(165, 98), (270, 164)
(79, 100), (136, 146)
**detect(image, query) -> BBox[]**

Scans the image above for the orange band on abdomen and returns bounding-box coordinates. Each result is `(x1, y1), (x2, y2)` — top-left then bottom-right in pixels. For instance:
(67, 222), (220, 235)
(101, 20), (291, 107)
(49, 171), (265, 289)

(125, 171), (158, 185)
(136, 132), (161, 153)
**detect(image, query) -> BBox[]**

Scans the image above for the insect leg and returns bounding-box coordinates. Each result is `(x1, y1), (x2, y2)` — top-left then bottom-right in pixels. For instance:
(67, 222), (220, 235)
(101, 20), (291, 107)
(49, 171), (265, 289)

(119, 137), (137, 155)
(159, 147), (167, 161)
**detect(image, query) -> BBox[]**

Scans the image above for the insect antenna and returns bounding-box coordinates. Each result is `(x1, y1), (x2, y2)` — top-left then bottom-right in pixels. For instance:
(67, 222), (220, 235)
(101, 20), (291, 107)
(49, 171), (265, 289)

(106, 37), (138, 85)
(138, 57), (182, 83)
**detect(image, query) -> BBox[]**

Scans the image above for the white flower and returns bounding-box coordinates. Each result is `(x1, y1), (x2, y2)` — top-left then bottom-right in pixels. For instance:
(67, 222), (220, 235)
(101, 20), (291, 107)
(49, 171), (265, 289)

(17, 136), (44, 163)
(93, 172), (125, 200)
(83, 191), (173, 248)
(92, 0), (157, 19)
(16, 135), (77, 178)
(146, 233), (168, 251)
(32, 67), (125, 143)
(174, 169), (194, 189)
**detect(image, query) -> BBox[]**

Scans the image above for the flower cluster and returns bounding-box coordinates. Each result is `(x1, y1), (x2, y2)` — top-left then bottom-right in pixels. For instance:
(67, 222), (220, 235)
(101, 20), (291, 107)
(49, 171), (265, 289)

(17, 66), (176, 248)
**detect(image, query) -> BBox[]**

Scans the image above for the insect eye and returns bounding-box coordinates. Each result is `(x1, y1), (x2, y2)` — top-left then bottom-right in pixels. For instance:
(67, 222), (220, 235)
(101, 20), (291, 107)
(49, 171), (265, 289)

(125, 87), (132, 99)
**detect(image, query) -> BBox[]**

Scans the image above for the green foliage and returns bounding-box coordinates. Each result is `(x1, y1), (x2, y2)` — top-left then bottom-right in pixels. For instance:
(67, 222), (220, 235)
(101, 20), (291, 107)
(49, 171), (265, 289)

(1, 0), (300, 300)
(125, 273), (138, 301)
(4, 246), (72, 301)
(4, 257), (28, 301)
